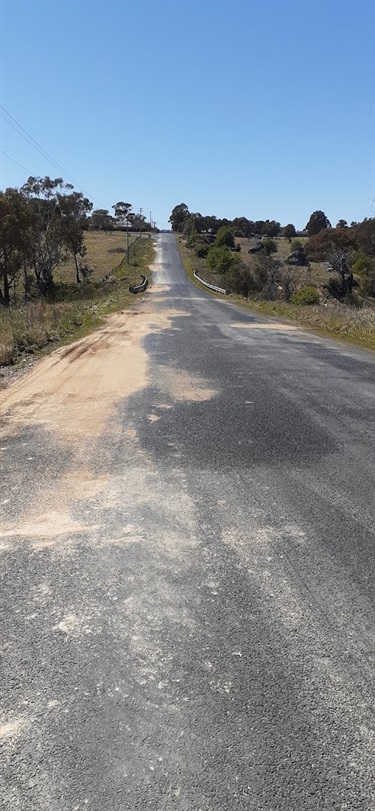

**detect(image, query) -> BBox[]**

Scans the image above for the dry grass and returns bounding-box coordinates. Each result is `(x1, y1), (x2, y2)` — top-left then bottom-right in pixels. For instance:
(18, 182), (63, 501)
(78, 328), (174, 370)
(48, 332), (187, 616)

(0, 301), (95, 365)
(230, 297), (375, 351)
(56, 230), (139, 284)
(0, 236), (153, 367)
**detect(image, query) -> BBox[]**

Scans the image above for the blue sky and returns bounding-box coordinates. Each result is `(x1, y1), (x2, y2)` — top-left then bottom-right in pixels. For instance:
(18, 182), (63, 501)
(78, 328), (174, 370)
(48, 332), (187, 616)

(0, 0), (374, 229)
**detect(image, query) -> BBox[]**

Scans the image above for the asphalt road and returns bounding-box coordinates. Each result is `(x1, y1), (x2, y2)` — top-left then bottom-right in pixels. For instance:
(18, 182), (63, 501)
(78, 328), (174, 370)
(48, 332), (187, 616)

(1, 233), (375, 810)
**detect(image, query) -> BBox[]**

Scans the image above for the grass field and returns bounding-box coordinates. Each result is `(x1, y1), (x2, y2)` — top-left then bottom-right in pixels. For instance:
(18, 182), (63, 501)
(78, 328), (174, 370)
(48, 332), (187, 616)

(178, 237), (375, 352)
(56, 230), (139, 284)
(0, 234), (153, 369)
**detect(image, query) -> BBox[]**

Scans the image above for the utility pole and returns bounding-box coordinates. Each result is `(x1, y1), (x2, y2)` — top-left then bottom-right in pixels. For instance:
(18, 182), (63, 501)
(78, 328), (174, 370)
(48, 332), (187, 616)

(149, 212), (152, 232)
(136, 208), (142, 239)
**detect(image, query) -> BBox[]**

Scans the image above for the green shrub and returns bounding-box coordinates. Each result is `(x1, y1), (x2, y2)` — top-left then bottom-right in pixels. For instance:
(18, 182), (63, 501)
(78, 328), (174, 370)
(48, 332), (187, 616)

(207, 246), (239, 274)
(215, 226), (235, 249)
(358, 269), (375, 297)
(351, 254), (373, 274)
(195, 242), (209, 258)
(226, 262), (257, 297)
(290, 238), (304, 252)
(351, 254), (375, 297)
(291, 285), (320, 305)
(262, 238), (277, 255)
(190, 236), (209, 258)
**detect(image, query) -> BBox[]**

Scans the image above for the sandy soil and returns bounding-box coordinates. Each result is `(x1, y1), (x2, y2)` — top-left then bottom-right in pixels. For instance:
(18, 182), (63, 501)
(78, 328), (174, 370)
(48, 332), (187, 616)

(1, 319), (143, 441)
(0, 300), (161, 442)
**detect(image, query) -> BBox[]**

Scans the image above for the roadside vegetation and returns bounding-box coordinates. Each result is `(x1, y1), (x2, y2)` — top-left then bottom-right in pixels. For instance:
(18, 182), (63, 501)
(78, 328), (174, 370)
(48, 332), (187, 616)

(172, 203), (375, 351)
(0, 176), (154, 367)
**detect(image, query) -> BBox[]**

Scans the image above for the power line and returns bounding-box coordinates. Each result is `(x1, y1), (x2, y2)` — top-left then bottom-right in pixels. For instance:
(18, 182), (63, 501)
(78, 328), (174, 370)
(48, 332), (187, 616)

(0, 149), (33, 175)
(0, 104), (105, 207)
(1, 105), (63, 170)
(0, 106), (104, 206)
(0, 104), (103, 204)
(0, 112), (56, 170)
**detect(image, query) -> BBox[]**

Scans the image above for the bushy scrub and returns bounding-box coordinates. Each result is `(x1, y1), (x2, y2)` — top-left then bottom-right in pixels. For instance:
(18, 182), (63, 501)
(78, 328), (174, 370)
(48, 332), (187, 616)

(360, 268), (375, 297)
(214, 226), (235, 249)
(187, 234), (209, 258)
(351, 254), (375, 297)
(290, 285), (320, 305)
(226, 263), (257, 297)
(290, 238), (304, 253)
(352, 254), (373, 274)
(207, 246), (240, 275)
(261, 238), (277, 255)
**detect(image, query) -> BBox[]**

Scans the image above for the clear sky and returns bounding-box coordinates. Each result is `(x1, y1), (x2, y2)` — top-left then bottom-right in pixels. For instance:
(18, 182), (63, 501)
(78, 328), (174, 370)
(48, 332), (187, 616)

(0, 0), (374, 230)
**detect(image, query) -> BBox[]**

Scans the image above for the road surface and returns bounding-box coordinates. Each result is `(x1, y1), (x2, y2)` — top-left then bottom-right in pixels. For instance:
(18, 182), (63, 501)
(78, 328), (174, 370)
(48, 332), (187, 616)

(1, 234), (375, 810)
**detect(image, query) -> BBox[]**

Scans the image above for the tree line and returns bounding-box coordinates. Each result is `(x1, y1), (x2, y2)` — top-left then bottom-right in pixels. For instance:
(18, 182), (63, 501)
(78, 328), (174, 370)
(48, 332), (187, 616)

(170, 203), (375, 302)
(169, 203), (287, 239)
(169, 203), (369, 240)
(0, 177), (148, 306)
(91, 205), (149, 233)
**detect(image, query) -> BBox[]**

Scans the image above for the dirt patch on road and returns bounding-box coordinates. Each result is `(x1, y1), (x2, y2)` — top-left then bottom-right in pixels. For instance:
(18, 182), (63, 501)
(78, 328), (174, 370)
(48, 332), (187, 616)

(0, 510), (98, 540)
(0, 718), (29, 739)
(158, 368), (217, 402)
(0, 301), (188, 444)
(0, 286), (217, 550)
(0, 308), (148, 442)
(232, 322), (298, 331)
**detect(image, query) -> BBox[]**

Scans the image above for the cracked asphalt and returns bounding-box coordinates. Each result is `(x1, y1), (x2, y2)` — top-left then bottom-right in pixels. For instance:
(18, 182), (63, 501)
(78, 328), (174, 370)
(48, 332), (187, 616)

(1, 233), (375, 810)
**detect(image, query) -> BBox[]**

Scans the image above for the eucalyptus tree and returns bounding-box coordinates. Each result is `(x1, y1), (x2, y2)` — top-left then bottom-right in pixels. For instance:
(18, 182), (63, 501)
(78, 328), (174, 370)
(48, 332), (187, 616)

(21, 176), (70, 290)
(58, 191), (92, 282)
(168, 203), (190, 232)
(90, 209), (115, 231)
(112, 201), (132, 228)
(0, 187), (34, 305)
